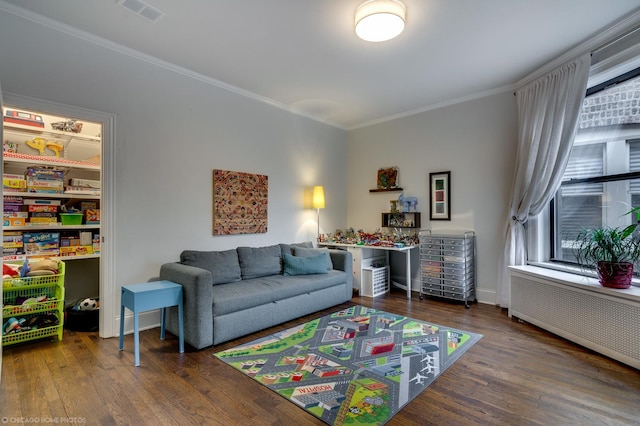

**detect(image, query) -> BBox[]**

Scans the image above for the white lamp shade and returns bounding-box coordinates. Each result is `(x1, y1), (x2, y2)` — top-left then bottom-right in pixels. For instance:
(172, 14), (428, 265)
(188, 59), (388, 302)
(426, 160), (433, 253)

(312, 186), (325, 209)
(355, 0), (406, 42)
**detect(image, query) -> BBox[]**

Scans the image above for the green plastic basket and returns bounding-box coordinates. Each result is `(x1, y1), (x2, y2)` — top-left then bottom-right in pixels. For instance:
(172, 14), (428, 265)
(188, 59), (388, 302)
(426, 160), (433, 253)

(2, 323), (62, 346)
(2, 260), (66, 346)
(60, 213), (83, 225)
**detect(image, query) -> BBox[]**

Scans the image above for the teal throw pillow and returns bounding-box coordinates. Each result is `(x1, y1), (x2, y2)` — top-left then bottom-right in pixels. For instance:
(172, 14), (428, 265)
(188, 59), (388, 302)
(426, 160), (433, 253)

(283, 253), (329, 276)
(293, 247), (334, 270)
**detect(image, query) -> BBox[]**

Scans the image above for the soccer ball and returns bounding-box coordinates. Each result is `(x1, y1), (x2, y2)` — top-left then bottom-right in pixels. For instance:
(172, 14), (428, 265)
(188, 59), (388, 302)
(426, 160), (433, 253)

(78, 298), (98, 311)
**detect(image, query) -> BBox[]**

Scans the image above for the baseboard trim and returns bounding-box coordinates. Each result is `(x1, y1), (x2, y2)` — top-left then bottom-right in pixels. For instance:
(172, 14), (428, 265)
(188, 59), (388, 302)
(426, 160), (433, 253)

(116, 309), (162, 336)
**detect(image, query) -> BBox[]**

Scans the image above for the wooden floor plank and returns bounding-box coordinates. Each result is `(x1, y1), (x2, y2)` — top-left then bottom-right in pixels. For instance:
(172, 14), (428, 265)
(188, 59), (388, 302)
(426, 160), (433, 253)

(1, 290), (639, 425)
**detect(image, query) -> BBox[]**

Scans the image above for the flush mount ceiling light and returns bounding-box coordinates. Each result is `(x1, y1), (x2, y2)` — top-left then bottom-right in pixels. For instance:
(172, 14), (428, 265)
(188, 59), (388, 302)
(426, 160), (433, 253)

(355, 0), (406, 42)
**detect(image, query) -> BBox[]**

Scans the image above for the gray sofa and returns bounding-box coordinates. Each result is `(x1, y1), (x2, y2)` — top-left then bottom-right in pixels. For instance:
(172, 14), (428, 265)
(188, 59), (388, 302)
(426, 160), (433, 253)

(159, 242), (353, 349)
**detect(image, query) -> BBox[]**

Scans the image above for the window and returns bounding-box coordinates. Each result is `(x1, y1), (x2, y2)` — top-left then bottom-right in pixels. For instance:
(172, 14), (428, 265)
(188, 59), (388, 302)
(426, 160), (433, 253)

(551, 70), (640, 272)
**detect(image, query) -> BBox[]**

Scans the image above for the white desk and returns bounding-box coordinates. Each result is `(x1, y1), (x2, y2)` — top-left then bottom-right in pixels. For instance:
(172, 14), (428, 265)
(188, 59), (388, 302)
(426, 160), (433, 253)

(319, 242), (415, 298)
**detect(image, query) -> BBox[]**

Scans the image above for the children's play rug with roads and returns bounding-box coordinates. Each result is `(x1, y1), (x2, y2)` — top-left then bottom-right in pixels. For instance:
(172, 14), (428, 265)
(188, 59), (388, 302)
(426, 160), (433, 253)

(214, 305), (482, 425)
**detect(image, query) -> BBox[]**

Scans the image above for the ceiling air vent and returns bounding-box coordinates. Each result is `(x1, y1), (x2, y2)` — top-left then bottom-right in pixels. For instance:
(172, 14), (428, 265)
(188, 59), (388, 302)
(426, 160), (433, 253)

(118, 0), (165, 23)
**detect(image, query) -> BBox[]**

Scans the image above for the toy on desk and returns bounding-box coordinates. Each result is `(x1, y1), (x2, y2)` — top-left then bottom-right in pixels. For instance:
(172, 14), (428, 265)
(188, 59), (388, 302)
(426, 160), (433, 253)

(357, 230), (380, 246)
(25, 137), (46, 154)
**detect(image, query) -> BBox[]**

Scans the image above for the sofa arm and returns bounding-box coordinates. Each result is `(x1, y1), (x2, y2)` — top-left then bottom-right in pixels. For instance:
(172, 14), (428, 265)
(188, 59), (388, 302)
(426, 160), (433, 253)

(159, 262), (214, 349)
(329, 249), (353, 298)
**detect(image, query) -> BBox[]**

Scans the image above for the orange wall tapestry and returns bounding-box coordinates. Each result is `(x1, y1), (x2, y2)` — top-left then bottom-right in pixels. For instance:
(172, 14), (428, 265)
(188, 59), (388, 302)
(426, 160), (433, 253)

(213, 169), (268, 235)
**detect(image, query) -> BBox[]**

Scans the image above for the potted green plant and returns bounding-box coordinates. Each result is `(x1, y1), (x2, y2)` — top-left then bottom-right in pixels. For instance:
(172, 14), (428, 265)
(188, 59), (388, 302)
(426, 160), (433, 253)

(574, 208), (640, 289)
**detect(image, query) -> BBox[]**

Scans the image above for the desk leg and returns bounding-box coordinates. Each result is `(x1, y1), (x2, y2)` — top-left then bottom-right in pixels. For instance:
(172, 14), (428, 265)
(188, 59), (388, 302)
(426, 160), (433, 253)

(133, 311), (140, 367)
(119, 303), (125, 350)
(406, 250), (411, 299)
(178, 301), (184, 353)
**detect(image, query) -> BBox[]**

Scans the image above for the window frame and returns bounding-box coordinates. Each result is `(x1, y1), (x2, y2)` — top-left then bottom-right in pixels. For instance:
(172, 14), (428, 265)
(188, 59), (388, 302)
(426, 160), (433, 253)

(539, 67), (640, 285)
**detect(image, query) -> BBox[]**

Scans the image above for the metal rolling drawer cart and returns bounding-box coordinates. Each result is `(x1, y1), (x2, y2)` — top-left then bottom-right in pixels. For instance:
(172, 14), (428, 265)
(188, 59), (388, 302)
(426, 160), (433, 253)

(419, 230), (476, 308)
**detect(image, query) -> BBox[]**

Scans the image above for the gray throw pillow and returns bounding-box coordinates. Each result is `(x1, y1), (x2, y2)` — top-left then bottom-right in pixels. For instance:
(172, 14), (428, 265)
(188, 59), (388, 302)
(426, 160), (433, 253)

(294, 246), (334, 270)
(279, 241), (314, 257)
(180, 249), (241, 285)
(237, 244), (282, 279)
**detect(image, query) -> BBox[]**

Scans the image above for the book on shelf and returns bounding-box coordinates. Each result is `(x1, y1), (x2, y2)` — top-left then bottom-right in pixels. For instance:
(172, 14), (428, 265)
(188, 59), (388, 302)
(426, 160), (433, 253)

(64, 186), (100, 195)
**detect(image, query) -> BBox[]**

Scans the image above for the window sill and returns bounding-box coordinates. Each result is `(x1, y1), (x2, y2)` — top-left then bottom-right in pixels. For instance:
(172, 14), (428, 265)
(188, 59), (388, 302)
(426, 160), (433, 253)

(529, 261), (640, 283)
(510, 263), (640, 303)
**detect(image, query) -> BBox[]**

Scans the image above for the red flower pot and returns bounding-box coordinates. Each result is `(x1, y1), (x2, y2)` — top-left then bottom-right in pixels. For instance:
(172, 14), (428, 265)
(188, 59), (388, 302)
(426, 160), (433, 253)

(596, 261), (634, 289)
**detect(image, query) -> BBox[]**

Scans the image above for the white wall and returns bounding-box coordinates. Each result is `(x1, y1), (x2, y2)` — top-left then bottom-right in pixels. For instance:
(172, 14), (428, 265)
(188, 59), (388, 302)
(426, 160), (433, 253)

(0, 8), (518, 313)
(347, 92), (518, 303)
(0, 11), (348, 322)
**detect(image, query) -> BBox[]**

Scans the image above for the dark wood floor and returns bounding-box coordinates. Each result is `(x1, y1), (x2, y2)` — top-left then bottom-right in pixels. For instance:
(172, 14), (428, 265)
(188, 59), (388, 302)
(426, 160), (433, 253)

(1, 290), (639, 425)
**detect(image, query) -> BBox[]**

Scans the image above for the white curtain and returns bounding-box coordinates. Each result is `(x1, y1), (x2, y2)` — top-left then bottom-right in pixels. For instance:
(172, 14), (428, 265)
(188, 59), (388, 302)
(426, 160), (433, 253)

(497, 53), (591, 307)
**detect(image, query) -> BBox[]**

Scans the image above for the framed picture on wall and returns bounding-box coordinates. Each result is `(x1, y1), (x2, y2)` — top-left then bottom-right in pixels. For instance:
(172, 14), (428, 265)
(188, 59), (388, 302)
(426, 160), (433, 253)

(377, 166), (399, 189)
(429, 171), (451, 220)
(213, 169), (268, 235)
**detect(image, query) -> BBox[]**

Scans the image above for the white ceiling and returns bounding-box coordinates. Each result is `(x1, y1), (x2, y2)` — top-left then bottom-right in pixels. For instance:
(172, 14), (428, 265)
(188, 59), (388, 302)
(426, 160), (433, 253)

(2, 0), (640, 129)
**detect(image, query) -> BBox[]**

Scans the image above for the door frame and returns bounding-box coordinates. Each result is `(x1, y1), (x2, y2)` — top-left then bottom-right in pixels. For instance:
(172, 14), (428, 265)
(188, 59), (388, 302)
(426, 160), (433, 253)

(2, 92), (116, 338)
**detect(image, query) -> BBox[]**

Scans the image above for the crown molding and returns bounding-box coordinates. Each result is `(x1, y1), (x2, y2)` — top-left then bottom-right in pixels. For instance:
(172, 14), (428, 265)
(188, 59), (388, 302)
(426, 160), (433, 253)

(347, 84), (515, 131)
(3, 1), (637, 132)
(516, 7), (640, 89)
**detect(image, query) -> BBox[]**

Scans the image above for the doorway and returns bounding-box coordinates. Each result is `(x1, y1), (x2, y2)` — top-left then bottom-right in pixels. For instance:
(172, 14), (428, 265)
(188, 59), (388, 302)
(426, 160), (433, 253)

(2, 92), (115, 338)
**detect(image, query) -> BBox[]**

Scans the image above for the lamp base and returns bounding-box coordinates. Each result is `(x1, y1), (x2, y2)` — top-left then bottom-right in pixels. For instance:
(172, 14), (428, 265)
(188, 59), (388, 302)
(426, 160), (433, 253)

(317, 208), (321, 244)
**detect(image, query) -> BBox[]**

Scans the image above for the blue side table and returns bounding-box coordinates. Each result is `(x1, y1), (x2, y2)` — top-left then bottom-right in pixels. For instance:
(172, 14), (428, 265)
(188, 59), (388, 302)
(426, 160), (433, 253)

(119, 280), (184, 366)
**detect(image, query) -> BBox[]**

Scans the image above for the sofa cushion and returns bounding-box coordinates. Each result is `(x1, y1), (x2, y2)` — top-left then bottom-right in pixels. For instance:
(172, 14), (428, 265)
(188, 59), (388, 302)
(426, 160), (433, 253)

(293, 246), (334, 270)
(211, 280), (276, 316)
(263, 271), (346, 301)
(283, 252), (328, 276)
(237, 244), (282, 279)
(180, 249), (241, 285)
(211, 271), (347, 316)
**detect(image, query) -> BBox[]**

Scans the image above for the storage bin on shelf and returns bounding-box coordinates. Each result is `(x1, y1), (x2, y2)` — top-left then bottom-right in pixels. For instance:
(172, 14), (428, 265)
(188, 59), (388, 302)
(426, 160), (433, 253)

(2, 260), (65, 346)
(59, 213), (83, 225)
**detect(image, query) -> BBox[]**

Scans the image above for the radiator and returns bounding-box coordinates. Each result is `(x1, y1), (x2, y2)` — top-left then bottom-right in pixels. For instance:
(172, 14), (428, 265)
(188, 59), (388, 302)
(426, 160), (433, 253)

(509, 266), (640, 369)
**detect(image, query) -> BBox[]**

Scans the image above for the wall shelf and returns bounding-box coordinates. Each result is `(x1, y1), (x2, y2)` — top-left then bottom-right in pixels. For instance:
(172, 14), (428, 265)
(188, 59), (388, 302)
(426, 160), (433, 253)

(381, 212), (421, 229)
(369, 187), (403, 193)
(3, 110), (101, 264)
(4, 191), (100, 200)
